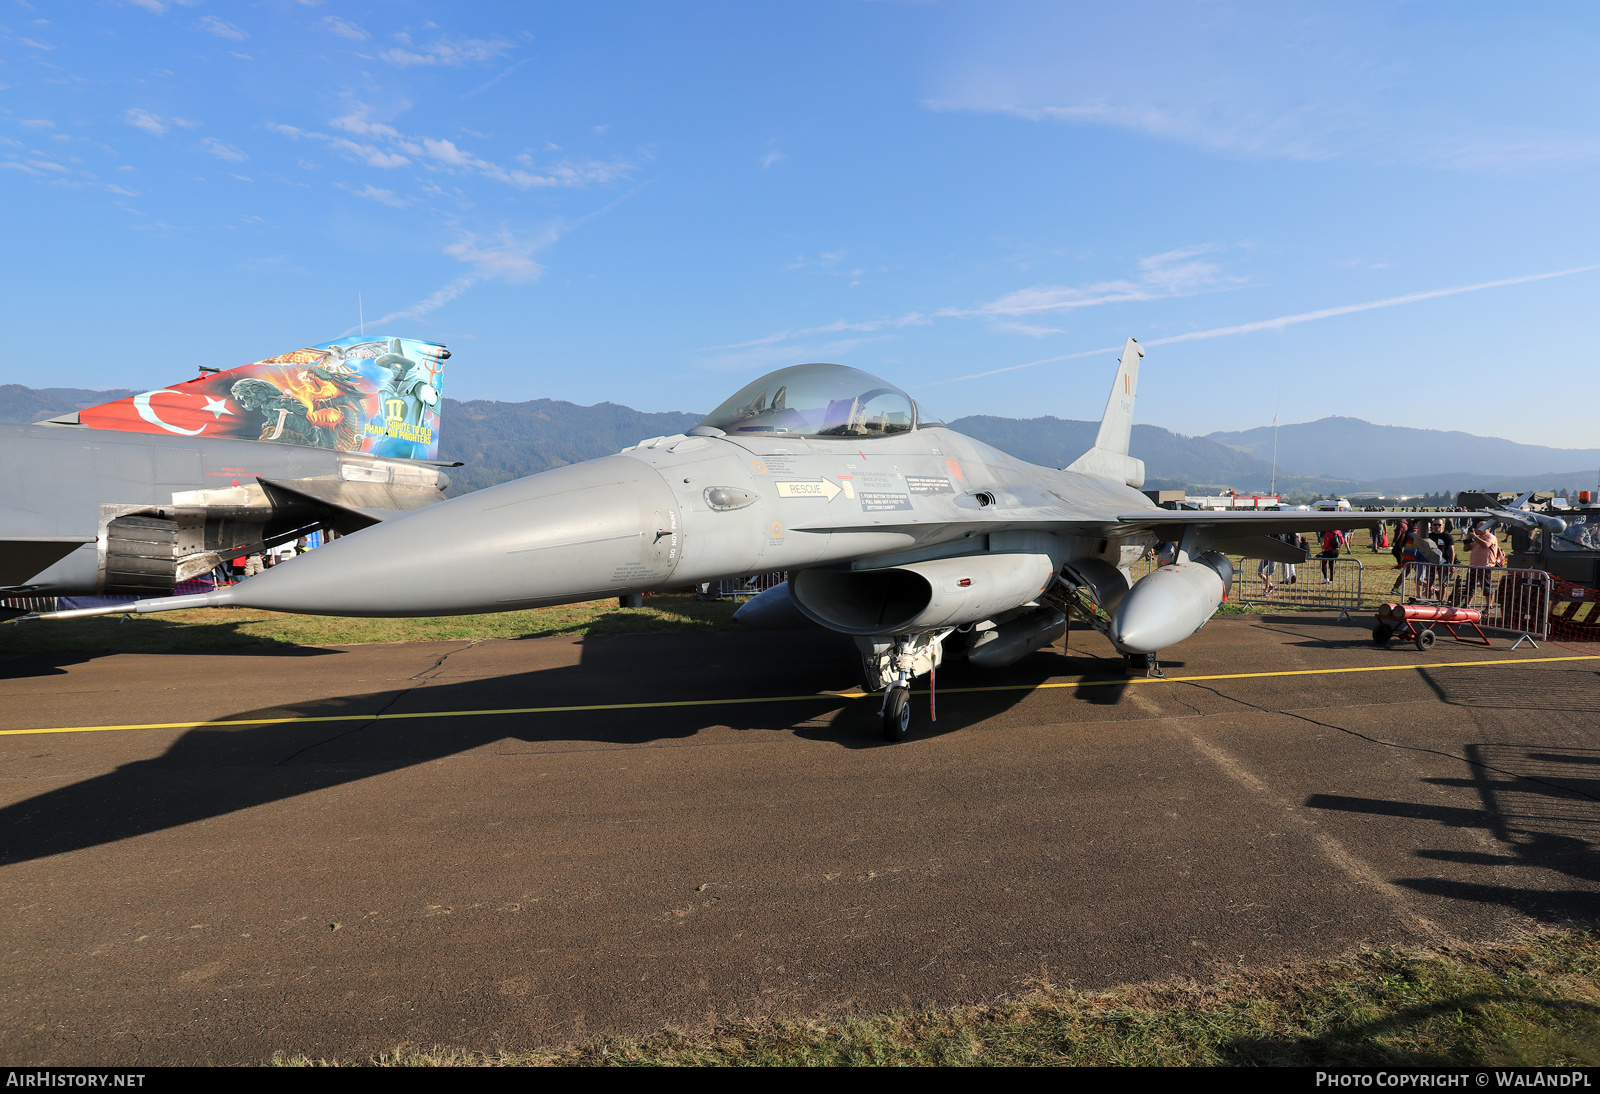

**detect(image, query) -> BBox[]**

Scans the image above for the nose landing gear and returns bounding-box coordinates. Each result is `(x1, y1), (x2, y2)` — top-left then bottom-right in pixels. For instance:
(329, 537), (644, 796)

(860, 631), (949, 744)
(881, 684), (912, 742)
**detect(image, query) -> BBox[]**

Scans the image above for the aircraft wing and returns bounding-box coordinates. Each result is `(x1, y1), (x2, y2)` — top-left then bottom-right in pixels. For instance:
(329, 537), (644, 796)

(796, 508), (1460, 539)
(1111, 509), (1483, 537)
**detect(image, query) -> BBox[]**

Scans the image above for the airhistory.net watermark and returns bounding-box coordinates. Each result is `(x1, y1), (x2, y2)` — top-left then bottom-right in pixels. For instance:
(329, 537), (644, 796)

(5, 1075), (146, 1088)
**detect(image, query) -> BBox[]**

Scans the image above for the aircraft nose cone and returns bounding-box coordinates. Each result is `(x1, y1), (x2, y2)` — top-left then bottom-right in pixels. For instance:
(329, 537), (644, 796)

(227, 455), (682, 616)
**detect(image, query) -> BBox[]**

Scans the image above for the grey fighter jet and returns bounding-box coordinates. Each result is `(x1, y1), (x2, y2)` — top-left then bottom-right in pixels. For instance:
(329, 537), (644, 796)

(0, 336), (455, 600)
(35, 340), (1450, 740)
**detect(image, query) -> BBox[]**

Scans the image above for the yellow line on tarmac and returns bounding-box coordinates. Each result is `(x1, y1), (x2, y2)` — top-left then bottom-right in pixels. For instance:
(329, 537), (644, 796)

(2, 654), (1596, 738)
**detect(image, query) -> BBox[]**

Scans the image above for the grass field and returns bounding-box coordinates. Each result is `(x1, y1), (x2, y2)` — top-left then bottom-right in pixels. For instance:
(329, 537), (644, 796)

(0, 538), (1503, 655)
(273, 929), (1600, 1067)
(0, 592), (743, 655)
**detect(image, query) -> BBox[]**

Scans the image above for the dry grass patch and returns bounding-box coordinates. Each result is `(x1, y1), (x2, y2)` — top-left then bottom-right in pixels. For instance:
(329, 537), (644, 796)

(0, 592), (741, 654)
(272, 930), (1600, 1067)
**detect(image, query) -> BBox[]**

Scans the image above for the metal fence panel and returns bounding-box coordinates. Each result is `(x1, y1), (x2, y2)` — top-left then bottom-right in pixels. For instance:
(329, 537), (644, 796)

(1394, 562), (1550, 643)
(1232, 554), (1364, 611)
(1129, 552), (1365, 612)
(698, 571), (787, 601)
(0, 595), (58, 613)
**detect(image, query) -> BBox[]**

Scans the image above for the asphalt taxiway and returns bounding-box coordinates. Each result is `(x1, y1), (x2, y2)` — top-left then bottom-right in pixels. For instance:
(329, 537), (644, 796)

(1, 612), (1596, 1064)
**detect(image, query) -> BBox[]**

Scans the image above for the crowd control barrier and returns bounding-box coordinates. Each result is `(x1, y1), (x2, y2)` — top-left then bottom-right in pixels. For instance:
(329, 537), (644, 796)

(698, 571), (787, 601)
(1232, 554), (1365, 614)
(1394, 562), (1550, 647)
(0, 595), (57, 613)
(1127, 552), (1365, 614)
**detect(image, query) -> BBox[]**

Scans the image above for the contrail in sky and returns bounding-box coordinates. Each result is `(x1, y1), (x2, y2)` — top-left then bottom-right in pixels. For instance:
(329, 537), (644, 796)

(929, 264), (1600, 385)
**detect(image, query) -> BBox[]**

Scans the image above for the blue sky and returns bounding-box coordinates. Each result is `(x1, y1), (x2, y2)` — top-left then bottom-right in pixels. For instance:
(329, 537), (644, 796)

(4, 1), (1598, 446)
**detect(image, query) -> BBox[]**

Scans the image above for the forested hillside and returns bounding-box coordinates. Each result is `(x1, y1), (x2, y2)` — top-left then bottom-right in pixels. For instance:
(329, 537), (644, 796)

(1208, 416), (1600, 481)
(4, 385), (1593, 497)
(947, 415), (1279, 490)
(438, 398), (703, 494)
(0, 385), (137, 425)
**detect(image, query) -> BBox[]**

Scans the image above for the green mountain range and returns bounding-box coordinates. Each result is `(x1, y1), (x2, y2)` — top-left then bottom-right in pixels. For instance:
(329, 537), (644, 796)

(2, 385), (1594, 498)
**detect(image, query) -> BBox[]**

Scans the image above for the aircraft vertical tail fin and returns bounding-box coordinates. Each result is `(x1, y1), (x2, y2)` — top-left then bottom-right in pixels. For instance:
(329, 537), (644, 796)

(1065, 337), (1146, 488)
(71, 336), (450, 461)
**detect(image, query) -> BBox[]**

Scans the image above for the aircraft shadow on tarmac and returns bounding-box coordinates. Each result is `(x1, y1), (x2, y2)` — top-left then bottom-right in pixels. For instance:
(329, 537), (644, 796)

(1220, 990), (1600, 1065)
(0, 638), (339, 680)
(0, 631), (1146, 868)
(1305, 735), (1600, 927)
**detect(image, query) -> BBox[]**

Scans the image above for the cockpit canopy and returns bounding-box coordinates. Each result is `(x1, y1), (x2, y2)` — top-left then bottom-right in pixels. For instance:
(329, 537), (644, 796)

(697, 363), (918, 438)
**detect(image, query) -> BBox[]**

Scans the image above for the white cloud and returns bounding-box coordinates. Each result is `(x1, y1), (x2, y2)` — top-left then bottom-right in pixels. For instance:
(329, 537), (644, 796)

(759, 150), (784, 170)
(278, 103), (638, 188)
(379, 34), (512, 68)
(339, 182), (410, 208)
(321, 16), (368, 41)
(369, 277), (477, 324)
(199, 15), (246, 40)
(1145, 267), (1600, 347)
(712, 247), (1235, 358)
(444, 229), (547, 283)
(932, 265), (1600, 385)
(328, 111), (403, 140)
(927, 5), (1600, 175)
(698, 335), (880, 375)
(124, 109), (198, 137)
(126, 0), (200, 13)
(17, 36), (55, 50)
(270, 122), (409, 168)
(700, 314), (927, 354)
(944, 247), (1239, 324)
(330, 138), (409, 169)
(201, 137), (246, 162)
(360, 226), (558, 330)
(783, 248), (870, 284)
(19, 119), (54, 129)
(786, 249), (849, 271)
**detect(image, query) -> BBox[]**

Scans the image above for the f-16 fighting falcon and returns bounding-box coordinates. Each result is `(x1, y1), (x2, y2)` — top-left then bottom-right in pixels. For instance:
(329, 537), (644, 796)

(29, 339), (1460, 740)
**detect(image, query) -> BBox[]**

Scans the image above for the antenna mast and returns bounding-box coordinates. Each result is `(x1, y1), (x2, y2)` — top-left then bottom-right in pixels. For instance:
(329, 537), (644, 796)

(1270, 400), (1280, 497)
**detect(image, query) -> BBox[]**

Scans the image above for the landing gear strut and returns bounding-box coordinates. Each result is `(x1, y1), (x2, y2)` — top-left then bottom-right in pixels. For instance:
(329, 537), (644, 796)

(861, 631), (950, 744)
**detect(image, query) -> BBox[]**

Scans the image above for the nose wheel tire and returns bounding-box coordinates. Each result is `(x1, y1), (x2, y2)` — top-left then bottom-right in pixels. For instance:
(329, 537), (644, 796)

(881, 685), (912, 743)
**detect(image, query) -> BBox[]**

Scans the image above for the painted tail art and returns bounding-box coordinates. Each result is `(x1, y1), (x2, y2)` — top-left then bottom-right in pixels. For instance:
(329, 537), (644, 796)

(70, 336), (450, 461)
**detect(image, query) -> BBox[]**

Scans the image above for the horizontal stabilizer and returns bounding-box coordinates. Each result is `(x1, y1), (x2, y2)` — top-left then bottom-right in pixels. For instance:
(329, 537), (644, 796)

(1065, 447), (1146, 489)
(74, 336), (449, 461)
(0, 536), (96, 587)
(255, 478), (388, 536)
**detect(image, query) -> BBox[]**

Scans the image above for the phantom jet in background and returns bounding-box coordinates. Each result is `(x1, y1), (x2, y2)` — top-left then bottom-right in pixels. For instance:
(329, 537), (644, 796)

(0, 336), (455, 599)
(33, 339), (1455, 739)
